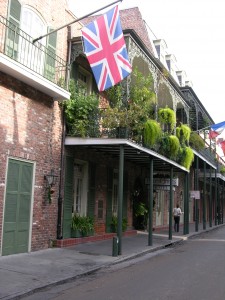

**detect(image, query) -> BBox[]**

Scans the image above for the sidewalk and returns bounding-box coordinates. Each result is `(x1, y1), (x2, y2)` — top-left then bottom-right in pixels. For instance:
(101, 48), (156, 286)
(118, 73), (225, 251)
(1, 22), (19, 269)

(0, 223), (223, 300)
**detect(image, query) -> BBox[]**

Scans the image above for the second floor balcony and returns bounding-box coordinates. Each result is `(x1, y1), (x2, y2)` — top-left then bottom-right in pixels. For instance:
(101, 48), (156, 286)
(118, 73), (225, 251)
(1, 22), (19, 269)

(0, 15), (70, 100)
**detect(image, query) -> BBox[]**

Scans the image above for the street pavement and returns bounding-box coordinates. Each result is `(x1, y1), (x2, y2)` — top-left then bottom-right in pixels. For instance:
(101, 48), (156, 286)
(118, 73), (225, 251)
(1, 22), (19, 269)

(0, 223), (223, 300)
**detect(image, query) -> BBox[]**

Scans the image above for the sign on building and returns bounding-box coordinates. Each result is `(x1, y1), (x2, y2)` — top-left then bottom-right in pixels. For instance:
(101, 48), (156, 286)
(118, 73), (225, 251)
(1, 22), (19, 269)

(145, 177), (179, 186)
(190, 190), (200, 199)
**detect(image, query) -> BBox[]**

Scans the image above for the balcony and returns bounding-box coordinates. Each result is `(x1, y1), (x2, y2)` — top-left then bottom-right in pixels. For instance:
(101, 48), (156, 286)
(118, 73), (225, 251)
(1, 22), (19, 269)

(0, 15), (70, 100)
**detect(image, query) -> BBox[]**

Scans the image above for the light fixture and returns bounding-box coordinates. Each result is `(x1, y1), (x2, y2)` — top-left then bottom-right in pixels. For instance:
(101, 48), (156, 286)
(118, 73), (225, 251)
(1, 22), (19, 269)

(44, 169), (58, 203)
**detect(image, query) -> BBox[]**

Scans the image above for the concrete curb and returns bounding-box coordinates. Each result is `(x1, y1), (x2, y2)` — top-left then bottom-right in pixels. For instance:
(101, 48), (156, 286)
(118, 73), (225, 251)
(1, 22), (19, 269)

(5, 224), (225, 300)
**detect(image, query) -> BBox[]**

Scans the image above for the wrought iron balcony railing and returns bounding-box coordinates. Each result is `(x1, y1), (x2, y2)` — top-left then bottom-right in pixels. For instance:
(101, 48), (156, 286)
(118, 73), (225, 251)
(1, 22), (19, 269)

(0, 15), (68, 89)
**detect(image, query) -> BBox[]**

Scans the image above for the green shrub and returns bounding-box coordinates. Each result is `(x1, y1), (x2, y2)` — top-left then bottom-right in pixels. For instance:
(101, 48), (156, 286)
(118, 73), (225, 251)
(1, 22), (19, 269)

(63, 80), (100, 137)
(189, 132), (205, 151)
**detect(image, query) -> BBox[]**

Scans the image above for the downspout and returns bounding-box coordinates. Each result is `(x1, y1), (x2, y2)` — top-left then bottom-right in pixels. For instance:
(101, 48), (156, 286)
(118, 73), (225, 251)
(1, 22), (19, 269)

(57, 106), (65, 239)
(56, 26), (72, 239)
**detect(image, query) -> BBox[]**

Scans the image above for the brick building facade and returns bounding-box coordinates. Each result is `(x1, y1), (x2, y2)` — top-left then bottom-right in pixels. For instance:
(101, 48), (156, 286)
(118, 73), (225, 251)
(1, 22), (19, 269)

(0, 0), (78, 255)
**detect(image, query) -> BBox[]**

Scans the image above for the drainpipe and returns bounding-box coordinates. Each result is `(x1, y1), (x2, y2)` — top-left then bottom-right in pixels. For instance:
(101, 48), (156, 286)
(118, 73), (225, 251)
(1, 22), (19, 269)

(209, 167), (212, 227)
(169, 166), (173, 240)
(195, 157), (199, 232)
(148, 157), (153, 246)
(56, 24), (72, 239)
(117, 145), (124, 255)
(66, 26), (72, 90)
(203, 161), (206, 230)
(57, 106), (66, 239)
(215, 169), (217, 226)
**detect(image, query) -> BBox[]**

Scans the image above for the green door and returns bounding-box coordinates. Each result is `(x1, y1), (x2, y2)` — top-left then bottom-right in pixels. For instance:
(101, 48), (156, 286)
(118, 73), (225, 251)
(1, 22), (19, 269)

(2, 159), (33, 256)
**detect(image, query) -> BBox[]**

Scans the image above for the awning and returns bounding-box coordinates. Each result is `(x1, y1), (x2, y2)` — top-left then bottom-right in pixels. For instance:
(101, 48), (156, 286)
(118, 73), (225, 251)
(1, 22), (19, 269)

(65, 137), (189, 173)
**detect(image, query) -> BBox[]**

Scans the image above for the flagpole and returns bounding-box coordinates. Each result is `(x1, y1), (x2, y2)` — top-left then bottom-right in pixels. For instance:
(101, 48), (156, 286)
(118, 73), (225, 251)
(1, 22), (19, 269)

(33, 0), (123, 44)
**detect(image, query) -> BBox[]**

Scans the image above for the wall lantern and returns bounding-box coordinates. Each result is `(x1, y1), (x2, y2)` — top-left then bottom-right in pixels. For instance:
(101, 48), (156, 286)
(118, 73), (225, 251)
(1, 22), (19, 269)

(44, 169), (58, 203)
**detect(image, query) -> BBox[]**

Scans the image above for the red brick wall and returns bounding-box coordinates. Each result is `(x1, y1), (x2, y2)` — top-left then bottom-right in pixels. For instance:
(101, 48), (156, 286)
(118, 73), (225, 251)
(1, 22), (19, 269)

(0, 0), (8, 17)
(0, 0), (78, 253)
(0, 71), (63, 251)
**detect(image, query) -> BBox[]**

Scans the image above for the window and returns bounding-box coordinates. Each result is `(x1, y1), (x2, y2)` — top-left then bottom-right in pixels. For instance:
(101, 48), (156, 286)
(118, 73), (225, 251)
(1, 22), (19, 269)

(78, 66), (92, 95)
(112, 170), (118, 216)
(19, 7), (46, 73)
(74, 164), (83, 213)
(6, 0), (57, 80)
(73, 161), (88, 215)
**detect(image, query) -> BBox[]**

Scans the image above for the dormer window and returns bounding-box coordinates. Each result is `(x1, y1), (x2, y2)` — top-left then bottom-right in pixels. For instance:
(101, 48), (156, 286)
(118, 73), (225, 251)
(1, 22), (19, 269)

(153, 39), (168, 67)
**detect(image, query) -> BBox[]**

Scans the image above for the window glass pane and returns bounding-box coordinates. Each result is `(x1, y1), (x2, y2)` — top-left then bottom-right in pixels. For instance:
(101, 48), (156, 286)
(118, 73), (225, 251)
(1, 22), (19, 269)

(74, 164), (83, 214)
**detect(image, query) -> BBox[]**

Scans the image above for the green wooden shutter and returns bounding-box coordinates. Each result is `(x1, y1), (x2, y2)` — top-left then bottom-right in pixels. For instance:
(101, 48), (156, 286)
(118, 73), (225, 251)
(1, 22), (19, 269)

(106, 168), (113, 232)
(44, 27), (57, 82)
(6, 0), (21, 59)
(87, 162), (96, 217)
(3, 159), (33, 256)
(62, 156), (74, 238)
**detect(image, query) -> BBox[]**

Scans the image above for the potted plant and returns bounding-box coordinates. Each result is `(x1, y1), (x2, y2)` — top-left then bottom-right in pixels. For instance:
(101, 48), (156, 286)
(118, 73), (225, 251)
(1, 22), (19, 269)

(71, 215), (94, 237)
(81, 216), (94, 237)
(63, 80), (100, 137)
(111, 216), (127, 232)
(71, 214), (82, 238)
(133, 202), (148, 230)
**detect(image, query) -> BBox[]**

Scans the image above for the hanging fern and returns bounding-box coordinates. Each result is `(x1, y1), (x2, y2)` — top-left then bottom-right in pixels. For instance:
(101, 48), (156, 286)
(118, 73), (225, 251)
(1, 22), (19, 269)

(168, 135), (180, 159)
(159, 134), (180, 160)
(143, 119), (162, 148)
(158, 106), (176, 132)
(179, 146), (194, 170)
(176, 124), (191, 146)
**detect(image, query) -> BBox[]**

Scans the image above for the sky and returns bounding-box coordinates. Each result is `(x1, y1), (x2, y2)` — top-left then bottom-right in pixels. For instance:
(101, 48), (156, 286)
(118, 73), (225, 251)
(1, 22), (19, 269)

(69, 0), (225, 124)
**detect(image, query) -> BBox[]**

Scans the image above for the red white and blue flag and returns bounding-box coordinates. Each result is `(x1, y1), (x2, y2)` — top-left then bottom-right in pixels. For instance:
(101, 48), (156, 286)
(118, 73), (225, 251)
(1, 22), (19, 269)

(81, 5), (132, 91)
(218, 139), (225, 155)
(209, 121), (225, 139)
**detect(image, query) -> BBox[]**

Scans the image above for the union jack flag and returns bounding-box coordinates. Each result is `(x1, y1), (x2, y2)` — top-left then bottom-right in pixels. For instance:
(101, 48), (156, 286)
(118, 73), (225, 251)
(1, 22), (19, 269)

(81, 5), (132, 91)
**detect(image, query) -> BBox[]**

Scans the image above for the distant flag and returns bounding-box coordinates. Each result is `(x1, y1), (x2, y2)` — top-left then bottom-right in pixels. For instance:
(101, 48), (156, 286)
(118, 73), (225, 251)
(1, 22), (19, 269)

(218, 140), (225, 156)
(209, 121), (225, 139)
(81, 5), (132, 92)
